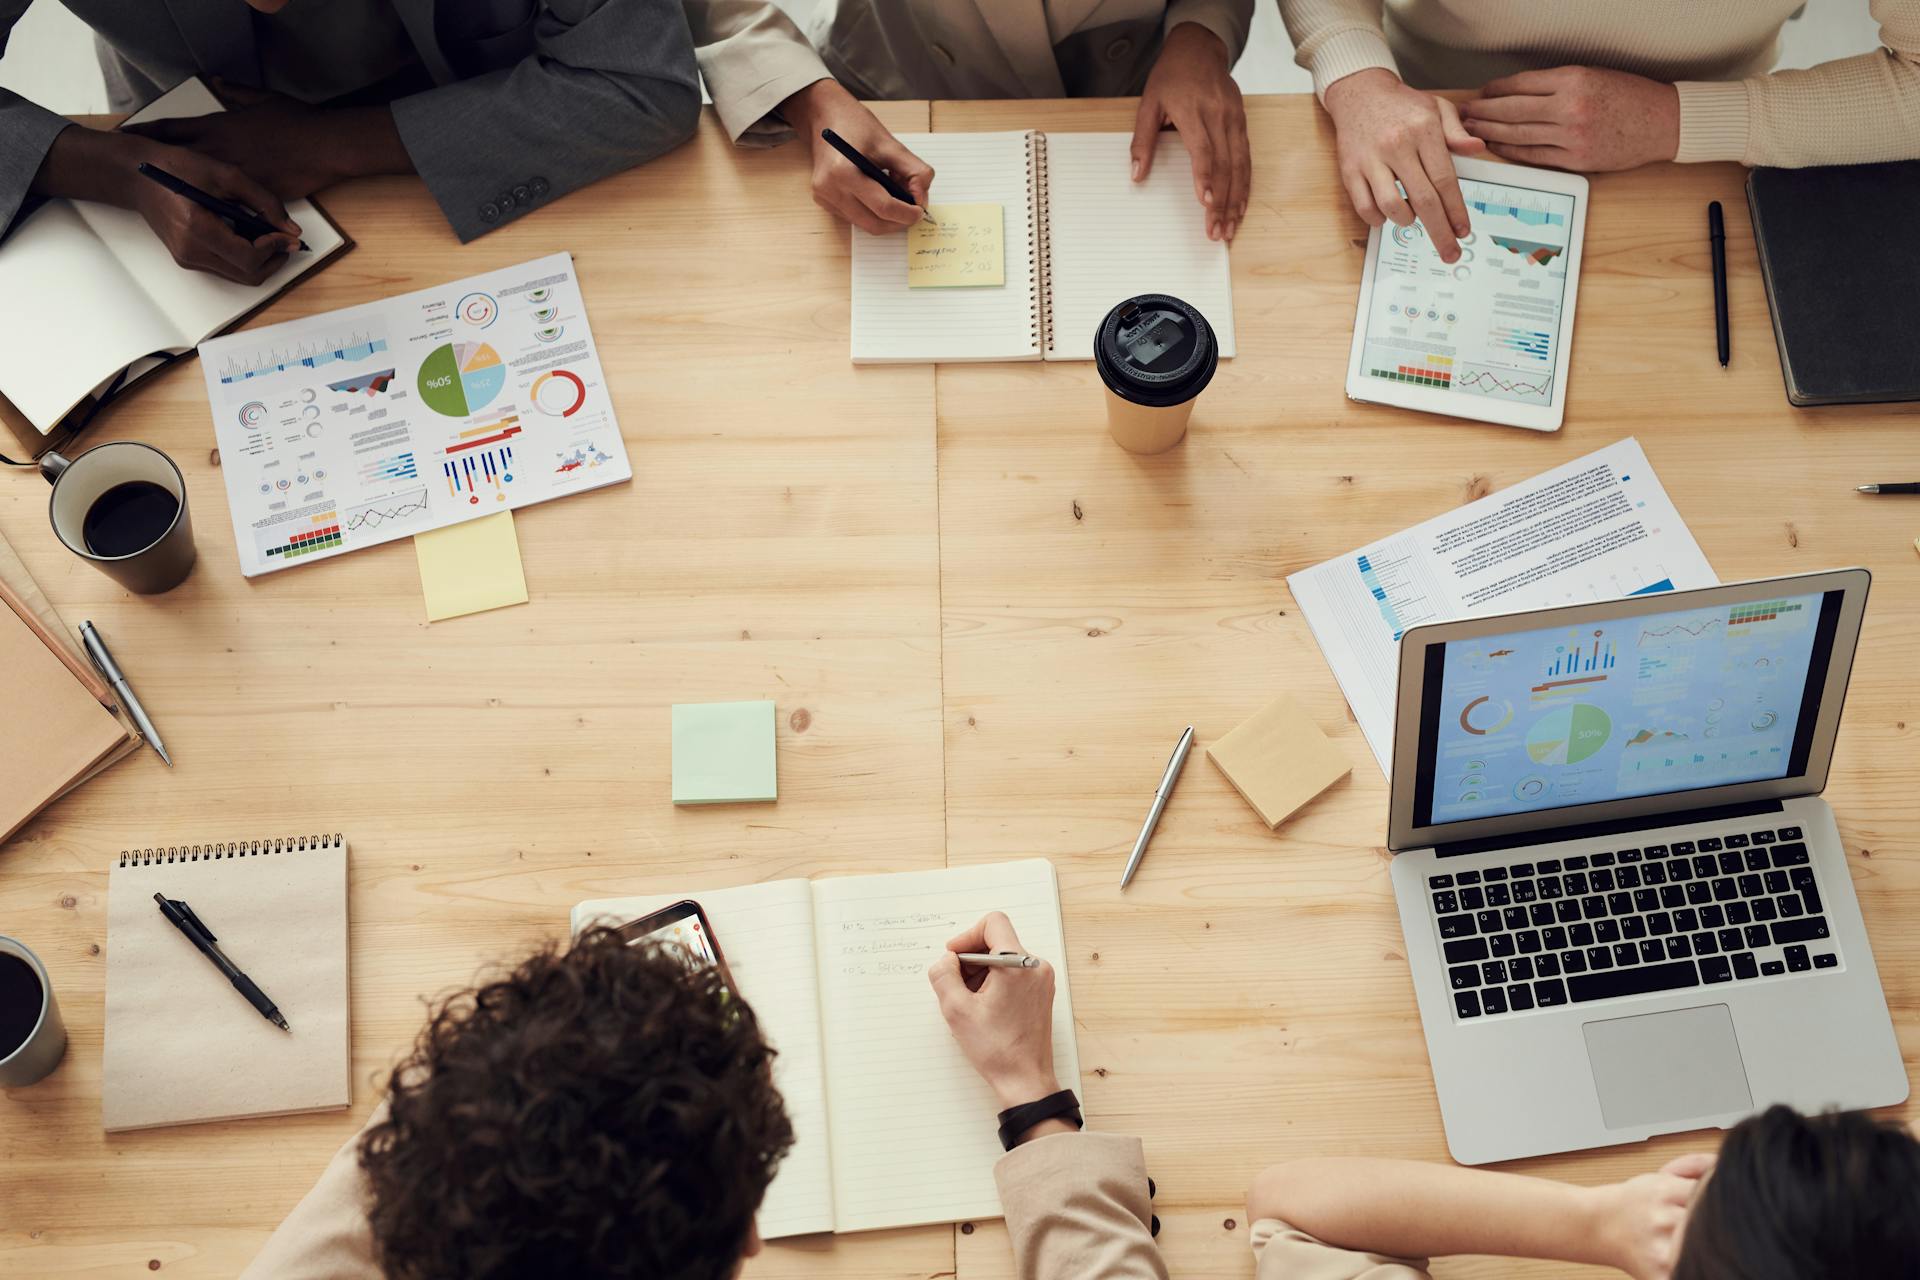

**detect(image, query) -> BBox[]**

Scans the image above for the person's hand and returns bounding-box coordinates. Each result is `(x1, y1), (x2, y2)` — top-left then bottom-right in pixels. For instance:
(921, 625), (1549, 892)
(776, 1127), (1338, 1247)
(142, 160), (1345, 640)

(1132, 22), (1249, 242)
(927, 912), (1060, 1111)
(124, 80), (357, 200)
(1460, 66), (1680, 173)
(1586, 1152), (1715, 1280)
(1322, 67), (1484, 263)
(779, 78), (934, 235)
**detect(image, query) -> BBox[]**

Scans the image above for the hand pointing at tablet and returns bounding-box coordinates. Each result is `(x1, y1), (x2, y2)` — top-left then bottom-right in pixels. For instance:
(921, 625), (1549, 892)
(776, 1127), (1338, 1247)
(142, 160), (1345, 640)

(1322, 69), (1485, 264)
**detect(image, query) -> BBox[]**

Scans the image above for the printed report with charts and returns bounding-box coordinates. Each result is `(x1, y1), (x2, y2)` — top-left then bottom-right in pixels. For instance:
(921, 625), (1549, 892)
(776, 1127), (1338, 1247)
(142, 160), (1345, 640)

(198, 252), (628, 576)
(571, 858), (1080, 1237)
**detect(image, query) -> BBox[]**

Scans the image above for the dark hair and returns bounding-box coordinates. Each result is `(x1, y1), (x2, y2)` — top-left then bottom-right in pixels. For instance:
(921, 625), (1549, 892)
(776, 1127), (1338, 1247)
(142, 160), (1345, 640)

(1674, 1104), (1920, 1280)
(360, 926), (794, 1280)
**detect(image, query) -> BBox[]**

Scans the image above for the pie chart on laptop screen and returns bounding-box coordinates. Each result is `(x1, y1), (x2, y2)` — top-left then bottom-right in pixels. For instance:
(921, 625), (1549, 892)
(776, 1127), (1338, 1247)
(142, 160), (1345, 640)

(417, 342), (506, 417)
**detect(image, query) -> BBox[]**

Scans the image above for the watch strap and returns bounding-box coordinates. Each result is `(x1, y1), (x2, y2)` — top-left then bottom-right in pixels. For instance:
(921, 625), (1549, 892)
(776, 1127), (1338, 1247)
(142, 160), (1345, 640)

(997, 1088), (1084, 1151)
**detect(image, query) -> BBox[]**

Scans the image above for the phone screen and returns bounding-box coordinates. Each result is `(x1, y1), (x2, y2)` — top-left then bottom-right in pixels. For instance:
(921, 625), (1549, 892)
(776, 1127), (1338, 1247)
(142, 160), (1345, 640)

(615, 901), (728, 982)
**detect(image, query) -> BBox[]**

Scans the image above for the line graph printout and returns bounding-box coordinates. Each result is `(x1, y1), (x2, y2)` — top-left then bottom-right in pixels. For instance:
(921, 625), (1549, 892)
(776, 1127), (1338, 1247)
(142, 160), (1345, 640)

(200, 253), (628, 576)
(1359, 176), (1576, 407)
(1288, 439), (1717, 776)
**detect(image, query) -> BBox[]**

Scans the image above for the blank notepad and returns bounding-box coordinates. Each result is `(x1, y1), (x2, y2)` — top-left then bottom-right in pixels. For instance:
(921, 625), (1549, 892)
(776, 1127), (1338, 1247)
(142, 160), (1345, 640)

(573, 858), (1078, 1236)
(103, 835), (351, 1132)
(851, 130), (1234, 364)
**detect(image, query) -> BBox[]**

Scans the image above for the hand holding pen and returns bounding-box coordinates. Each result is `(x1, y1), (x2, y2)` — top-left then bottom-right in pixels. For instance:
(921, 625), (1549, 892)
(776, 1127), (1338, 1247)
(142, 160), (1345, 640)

(928, 913), (1060, 1109)
(776, 79), (935, 234)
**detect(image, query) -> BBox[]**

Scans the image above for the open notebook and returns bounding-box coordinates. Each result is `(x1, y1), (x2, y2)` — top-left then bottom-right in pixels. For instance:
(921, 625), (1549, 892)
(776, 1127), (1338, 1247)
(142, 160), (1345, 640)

(571, 858), (1079, 1237)
(0, 78), (350, 435)
(852, 131), (1236, 363)
(103, 835), (351, 1132)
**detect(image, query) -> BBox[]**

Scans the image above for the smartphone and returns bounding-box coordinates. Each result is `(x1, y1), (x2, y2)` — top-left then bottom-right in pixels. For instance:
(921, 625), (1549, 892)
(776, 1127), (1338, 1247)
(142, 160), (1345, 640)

(614, 900), (734, 989)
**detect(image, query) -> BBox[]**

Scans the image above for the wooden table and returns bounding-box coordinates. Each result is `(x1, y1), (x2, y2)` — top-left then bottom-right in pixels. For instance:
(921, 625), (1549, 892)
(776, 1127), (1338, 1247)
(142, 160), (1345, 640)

(1, 96), (1913, 1279)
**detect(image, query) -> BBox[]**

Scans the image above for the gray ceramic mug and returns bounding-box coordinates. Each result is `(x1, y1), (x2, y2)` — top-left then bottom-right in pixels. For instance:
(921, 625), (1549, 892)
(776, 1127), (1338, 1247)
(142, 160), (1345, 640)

(42, 441), (196, 594)
(0, 936), (67, 1087)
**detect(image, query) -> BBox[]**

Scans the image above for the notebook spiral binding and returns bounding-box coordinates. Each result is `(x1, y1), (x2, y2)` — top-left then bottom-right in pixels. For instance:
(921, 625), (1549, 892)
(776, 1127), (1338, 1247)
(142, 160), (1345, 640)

(118, 833), (344, 867)
(1027, 131), (1053, 355)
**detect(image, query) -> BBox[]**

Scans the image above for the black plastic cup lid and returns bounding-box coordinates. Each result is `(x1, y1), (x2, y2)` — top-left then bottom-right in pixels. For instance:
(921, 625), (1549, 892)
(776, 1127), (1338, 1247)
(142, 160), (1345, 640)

(1094, 294), (1217, 408)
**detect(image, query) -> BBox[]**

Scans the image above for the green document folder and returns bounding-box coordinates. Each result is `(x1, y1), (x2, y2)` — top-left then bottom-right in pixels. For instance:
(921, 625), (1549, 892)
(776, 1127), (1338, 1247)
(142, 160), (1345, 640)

(672, 701), (777, 804)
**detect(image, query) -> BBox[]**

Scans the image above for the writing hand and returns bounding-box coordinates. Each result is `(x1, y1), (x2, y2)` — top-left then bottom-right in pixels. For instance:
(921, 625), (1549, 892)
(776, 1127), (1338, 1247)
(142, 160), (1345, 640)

(1460, 66), (1680, 173)
(780, 79), (934, 235)
(1589, 1152), (1715, 1280)
(928, 912), (1060, 1112)
(1322, 67), (1483, 263)
(1132, 22), (1249, 242)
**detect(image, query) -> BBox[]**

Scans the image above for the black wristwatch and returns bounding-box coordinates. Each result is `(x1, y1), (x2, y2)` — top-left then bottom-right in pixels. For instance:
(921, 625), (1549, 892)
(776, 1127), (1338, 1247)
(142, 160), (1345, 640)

(997, 1088), (1084, 1151)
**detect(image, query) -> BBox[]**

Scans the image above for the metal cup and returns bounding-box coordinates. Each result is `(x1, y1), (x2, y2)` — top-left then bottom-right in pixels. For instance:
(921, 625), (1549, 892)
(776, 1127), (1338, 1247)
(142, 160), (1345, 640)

(0, 936), (67, 1088)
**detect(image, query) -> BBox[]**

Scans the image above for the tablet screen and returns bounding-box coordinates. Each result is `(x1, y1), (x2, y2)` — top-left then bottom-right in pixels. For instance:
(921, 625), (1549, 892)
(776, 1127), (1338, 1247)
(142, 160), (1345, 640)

(1358, 177), (1578, 409)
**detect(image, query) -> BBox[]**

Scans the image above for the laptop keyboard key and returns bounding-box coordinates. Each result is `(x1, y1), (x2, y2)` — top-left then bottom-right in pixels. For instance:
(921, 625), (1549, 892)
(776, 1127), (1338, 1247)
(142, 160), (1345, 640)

(1568, 960), (1699, 1003)
(1717, 928), (1744, 952)
(1698, 837), (1723, 852)
(1639, 940), (1665, 964)
(1712, 878), (1738, 901)
(1537, 876), (1563, 900)
(1752, 898), (1778, 923)
(1746, 849), (1770, 872)
(1483, 866), (1509, 881)
(1617, 866), (1642, 888)
(1513, 880), (1538, 903)
(1784, 945), (1812, 973)
(1581, 895), (1607, 919)
(1535, 953), (1561, 978)
(1594, 919), (1621, 944)
(1517, 929), (1543, 953)
(1776, 894), (1802, 918)
(1529, 903), (1555, 927)
(1563, 855), (1589, 871)
(1764, 870), (1789, 894)
(1477, 909), (1503, 933)
(1555, 900), (1582, 924)
(1725, 833), (1748, 848)
(1665, 936), (1692, 960)
(1667, 858), (1692, 882)
(1643, 862), (1667, 885)
(1700, 905), (1726, 928)
(1772, 916), (1830, 945)
(1697, 855), (1721, 878)
(1561, 949), (1587, 973)
(1589, 868), (1615, 892)
(1661, 885), (1686, 909)
(1762, 960), (1786, 976)
(1608, 892), (1633, 915)
(1507, 956), (1534, 982)
(1700, 955), (1733, 983)
(1586, 946), (1613, 970)
(1692, 931), (1719, 955)
(1771, 842), (1810, 867)
(1672, 840), (1697, 855)
(1481, 986), (1509, 1014)
(1486, 883), (1512, 906)
(1613, 943), (1639, 967)
(1445, 938), (1489, 964)
(1507, 984), (1534, 1012)
(1813, 953), (1838, 969)
(1791, 868), (1823, 914)
(1726, 901), (1752, 925)
(1618, 848), (1643, 863)
(1543, 926), (1569, 950)
(1673, 908), (1699, 933)
(1438, 913), (1476, 938)
(1504, 906), (1528, 930)
(1537, 858), (1562, 873)
(1738, 873), (1763, 897)
(1750, 830), (1776, 844)
(1732, 951), (1760, 979)
(1533, 979), (1569, 1008)
(1686, 881), (1712, 906)
(1482, 960), (1508, 985)
(1647, 911), (1673, 936)
(1621, 917), (1647, 940)
(1592, 850), (1616, 867)
(1432, 890), (1459, 914)
(1428, 873), (1455, 889)
(1455, 991), (1481, 1018)
(1717, 851), (1741, 875)
(1511, 862), (1535, 878)
(1457, 869), (1482, 884)
(1490, 934), (1517, 958)
(1745, 925), (1772, 949)
(1633, 888), (1658, 912)
(1450, 965), (1480, 989)
(1778, 826), (1802, 840)
(1569, 923), (1595, 947)
(1563, 872), (1589, 895)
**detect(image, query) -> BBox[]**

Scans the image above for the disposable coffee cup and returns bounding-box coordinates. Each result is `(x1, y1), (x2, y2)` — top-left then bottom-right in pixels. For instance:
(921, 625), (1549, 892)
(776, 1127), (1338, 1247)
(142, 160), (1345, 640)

(1094, 293), (1218, 455)
(0, 936), (66, 1088)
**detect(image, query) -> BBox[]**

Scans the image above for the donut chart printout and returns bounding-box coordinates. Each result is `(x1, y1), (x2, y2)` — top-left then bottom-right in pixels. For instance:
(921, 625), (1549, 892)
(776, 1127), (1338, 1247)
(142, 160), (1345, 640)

(199, 252), (627, 576)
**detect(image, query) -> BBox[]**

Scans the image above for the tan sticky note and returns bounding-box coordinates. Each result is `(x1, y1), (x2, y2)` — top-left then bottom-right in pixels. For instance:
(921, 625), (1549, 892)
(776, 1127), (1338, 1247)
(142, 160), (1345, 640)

(1207, 694), (1352, 829)
(414, 510), (528, 622)
(907, 203), (1005, 288)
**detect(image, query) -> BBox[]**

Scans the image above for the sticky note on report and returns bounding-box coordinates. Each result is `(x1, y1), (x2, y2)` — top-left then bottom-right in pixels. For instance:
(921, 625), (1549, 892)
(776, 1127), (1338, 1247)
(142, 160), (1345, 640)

(673, 701), (777, 805)
(1207, 694), (1352, 830)
(413, 510), (528, 622)
(907, 203), (1005, 288)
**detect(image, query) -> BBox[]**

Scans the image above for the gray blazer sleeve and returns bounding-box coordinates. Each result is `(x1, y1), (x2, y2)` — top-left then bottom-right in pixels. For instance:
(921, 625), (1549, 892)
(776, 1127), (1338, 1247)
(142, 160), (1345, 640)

(390, 0), (702, 241)
(0, 0), (80, 233)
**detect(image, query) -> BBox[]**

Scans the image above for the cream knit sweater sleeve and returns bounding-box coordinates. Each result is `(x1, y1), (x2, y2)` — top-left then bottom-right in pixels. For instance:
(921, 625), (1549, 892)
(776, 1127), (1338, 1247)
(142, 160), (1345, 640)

(1277, 0), (1920, 168)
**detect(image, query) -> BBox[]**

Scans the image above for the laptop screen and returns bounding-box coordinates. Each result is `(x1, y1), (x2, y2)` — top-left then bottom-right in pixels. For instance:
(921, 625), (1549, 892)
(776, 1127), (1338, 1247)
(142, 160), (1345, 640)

(1413, 588), (1844, 828)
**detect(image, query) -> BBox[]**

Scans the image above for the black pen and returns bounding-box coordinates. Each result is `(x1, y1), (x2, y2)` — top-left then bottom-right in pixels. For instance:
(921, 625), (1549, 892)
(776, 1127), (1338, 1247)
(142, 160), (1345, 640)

(136, 162), (309, 251)
(153, 892), (291, 1031)
(1708, 200), (1729, 367)
(1856, 483), (1920, 495)
(819, 129), (935, 224)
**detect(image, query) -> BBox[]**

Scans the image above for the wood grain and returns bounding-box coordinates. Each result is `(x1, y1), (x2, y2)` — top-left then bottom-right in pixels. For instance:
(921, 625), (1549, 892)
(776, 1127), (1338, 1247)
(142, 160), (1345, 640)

(1, 94), (1914, 1280)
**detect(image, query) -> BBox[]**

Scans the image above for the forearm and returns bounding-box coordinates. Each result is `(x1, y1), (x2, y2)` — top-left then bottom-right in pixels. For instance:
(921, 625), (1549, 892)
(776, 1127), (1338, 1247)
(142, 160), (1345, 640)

(1247, 1158), (1613, 1266)
(28, 124), (136, 205)
(316, 105), (412, 182)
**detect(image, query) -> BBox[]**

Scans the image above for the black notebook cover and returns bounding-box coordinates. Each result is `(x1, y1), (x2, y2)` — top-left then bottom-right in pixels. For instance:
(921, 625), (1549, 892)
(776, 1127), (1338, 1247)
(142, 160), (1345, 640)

(1747, 162), (1920, 407)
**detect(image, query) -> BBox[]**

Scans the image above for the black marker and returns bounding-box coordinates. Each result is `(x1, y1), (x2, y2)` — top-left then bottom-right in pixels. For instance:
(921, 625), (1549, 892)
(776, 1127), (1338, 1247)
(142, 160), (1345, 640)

(137, 162), (308, 251)
(819, 129), (934, 224)
(1708, 201), (1729, 367)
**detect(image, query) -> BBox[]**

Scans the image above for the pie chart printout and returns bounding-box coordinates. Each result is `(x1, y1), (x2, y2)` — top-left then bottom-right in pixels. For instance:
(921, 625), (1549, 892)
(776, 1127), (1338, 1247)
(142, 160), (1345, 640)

(418, 342), (507, 417)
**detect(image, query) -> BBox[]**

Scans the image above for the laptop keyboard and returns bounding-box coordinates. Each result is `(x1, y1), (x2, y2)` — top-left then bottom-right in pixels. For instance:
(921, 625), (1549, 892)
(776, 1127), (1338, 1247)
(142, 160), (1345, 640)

(1429, 825), (1841, 1021)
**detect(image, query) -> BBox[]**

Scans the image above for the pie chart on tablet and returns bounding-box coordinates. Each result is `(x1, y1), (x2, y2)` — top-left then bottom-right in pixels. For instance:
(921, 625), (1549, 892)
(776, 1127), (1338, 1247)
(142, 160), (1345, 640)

(418, 342), (506, 416)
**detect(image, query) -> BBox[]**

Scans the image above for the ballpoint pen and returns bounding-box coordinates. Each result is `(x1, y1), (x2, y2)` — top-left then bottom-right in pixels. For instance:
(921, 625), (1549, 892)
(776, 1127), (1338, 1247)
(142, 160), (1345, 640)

(1120, 726), (1195, 889)
(1708, 201), (1730, 367)
(819, 129), (936, 224)
(153, 892), (290, 1031)
(78, 621), (170, 766)
(1856, 483), (1920, 495)
(136, 162), (310, 251)
(957, 952), (1040, 969)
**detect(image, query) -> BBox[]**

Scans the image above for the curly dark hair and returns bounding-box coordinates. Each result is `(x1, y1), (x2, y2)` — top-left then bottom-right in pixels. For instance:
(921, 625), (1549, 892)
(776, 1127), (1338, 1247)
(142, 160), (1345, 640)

(1674, 1104), (1920, 1280)
(360, 926), (794, 1280)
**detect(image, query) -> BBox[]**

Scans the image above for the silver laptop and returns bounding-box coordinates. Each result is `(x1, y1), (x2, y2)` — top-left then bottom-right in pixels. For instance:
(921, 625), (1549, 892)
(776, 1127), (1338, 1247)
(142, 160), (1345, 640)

(1386, 569), (1907, 1164)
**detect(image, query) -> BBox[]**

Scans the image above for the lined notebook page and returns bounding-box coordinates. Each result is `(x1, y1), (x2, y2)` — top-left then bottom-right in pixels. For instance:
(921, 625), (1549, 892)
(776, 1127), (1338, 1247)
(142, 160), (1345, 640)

(571, 880), (835, 1239)
(812, 859), (1079, 1233)
(1042, 132), (1237, 361)
(103, 839), (350, 1132)
(850, 132), (1038, 363)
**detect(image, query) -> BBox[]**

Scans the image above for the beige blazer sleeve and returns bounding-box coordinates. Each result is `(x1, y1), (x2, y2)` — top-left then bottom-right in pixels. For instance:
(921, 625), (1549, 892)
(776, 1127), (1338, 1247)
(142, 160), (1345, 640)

(1250, 1217), (1434, 1279)
(683, 0), (831, 144)
(995, 1131), (1170, 1280)
(239, 1111), (384, 1280)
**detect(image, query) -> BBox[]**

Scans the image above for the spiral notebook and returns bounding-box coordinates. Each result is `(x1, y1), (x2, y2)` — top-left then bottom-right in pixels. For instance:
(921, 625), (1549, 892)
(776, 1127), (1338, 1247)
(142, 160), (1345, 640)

(102, 834), (350, 1132)
(850, 131), (1236, 363)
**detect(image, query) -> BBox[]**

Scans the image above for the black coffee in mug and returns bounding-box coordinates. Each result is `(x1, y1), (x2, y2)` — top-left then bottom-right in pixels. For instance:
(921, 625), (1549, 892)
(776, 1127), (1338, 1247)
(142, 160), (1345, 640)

(83, 481), (181, 558)
(0, 951), (43, 1057)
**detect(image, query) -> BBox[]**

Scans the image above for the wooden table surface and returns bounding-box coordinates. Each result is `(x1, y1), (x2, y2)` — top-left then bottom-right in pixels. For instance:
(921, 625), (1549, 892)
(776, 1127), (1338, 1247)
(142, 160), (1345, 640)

(1, 95), (1914, 1279)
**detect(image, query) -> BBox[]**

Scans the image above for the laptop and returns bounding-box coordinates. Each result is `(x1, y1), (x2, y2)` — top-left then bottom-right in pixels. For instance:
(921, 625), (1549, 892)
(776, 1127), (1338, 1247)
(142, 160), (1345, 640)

(1386, 569), (1907, 1165)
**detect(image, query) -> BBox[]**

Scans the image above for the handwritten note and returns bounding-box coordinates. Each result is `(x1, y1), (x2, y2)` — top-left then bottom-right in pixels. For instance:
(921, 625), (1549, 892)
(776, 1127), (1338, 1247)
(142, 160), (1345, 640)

(907, 203), (1005, 288)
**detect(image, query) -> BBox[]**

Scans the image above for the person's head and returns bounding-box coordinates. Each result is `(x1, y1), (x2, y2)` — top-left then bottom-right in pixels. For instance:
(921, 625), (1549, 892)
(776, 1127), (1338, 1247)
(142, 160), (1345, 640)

(359, 927), (794, 1280)
(1674, 1104), (1920, 1280)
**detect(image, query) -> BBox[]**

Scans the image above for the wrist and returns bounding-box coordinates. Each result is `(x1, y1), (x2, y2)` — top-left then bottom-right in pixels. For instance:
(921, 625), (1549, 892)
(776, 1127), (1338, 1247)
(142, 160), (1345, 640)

(989, 1072), (1061, 1112)
(1568, 1184), (1626, 1268)
(1163, 21), (1228, 67)
(31, 126), (146, 207)
(312, 106), (409, 184)
(1324, 66), (1399, 114)
(778, 78), (846, 140)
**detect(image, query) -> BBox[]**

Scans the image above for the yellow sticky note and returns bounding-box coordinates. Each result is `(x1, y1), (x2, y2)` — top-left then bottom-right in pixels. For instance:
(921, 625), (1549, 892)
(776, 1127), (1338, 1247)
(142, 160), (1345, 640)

(413, 510), (528, 622)
(1206, 694), (1353, 830)
(907, 203), (1005, 288)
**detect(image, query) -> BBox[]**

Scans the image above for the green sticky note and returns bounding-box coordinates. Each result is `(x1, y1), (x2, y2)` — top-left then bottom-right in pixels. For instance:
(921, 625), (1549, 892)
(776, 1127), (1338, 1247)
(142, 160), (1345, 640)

(672, 701), (777, 805)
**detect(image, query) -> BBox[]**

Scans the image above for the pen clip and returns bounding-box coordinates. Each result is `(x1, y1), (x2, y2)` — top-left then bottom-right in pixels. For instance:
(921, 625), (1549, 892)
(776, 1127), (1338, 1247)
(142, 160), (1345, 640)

(172, 897), (217, 942)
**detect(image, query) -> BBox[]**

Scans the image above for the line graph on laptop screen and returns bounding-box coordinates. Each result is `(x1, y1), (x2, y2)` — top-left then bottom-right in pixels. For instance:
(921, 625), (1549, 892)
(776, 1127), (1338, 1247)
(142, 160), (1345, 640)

(1431, 593), (1825, 823)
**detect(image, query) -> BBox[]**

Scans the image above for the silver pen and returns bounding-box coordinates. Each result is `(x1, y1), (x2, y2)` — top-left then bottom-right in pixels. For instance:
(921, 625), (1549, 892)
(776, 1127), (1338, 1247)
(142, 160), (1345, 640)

(78, 621), (171, 767)
(1120, 726), (1194, 889)
(957, 951), (1039, 969)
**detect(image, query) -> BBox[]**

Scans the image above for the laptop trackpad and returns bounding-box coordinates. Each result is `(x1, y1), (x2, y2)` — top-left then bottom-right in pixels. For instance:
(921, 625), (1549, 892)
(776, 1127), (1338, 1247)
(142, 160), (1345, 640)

(1583, 1005), (1752, 1130)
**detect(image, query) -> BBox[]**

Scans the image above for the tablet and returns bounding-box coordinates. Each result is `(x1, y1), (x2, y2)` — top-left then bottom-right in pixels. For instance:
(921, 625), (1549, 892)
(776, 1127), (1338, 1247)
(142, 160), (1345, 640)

(1345, 158), (1589, 432)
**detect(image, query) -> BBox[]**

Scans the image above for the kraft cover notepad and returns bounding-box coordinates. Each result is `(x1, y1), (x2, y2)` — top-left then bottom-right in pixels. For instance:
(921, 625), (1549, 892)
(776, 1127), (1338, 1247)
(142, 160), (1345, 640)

(572, 858), (1079, 1237)
(103, 835), (350, 1132)
(852, 131), (1236, 363)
